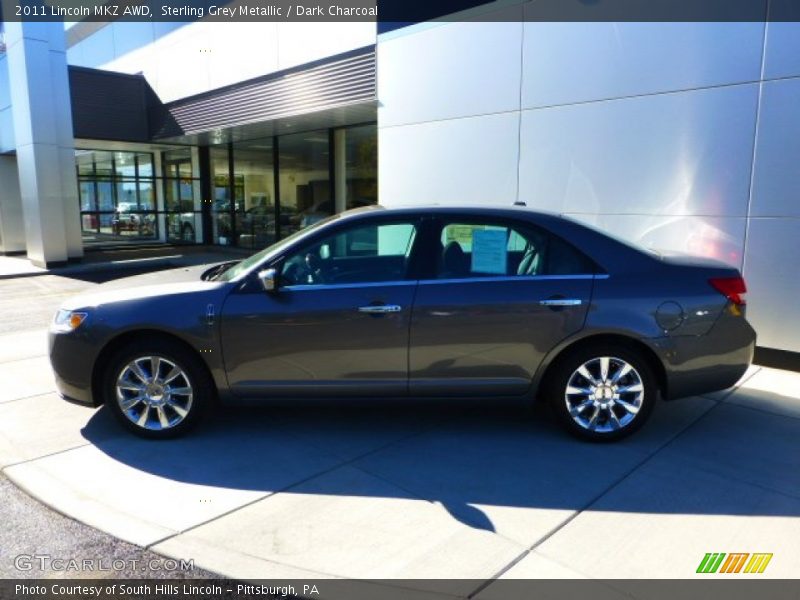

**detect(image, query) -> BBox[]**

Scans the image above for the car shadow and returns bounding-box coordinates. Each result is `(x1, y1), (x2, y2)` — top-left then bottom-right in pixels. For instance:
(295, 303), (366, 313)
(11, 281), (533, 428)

(80, 392), (800, 533)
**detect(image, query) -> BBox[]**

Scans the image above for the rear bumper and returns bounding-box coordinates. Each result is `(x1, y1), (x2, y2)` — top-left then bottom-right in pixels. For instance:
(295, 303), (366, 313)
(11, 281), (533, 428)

(655, 312), (756, 400)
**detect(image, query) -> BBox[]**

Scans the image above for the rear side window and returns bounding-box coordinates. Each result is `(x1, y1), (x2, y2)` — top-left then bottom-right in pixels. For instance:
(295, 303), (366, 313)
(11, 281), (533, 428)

(436, 221), (594, 279)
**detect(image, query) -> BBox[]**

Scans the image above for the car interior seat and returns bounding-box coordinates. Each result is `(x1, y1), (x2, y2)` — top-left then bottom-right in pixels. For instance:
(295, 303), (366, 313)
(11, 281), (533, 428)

(440, 241), (470, 278)
(517, 242), (541, 276)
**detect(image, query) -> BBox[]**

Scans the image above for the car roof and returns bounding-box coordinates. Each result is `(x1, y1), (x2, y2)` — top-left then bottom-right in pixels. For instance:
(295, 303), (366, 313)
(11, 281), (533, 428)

(349, 204), (563, 220)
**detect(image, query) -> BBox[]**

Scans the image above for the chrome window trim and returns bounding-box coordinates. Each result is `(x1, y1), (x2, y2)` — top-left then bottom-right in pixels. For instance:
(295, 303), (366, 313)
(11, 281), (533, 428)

(280, 273), (608, 292)
(282, 280), (419, 292)
(280, 274), (607, 291)
(419, 274), (603, 285)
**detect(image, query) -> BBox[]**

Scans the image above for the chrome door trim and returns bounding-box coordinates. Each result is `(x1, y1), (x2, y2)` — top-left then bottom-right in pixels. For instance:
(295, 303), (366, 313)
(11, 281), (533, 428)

(540, 298), (583, 307)
(358, 305), (403, 314)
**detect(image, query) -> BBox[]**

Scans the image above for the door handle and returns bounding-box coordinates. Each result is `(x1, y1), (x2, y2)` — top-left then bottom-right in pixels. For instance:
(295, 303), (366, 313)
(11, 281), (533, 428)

(539, 298), (582, 307)
(358, 304), (402, 314)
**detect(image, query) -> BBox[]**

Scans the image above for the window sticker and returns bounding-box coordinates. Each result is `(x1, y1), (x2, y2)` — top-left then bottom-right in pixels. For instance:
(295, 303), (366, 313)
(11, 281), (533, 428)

(471, 229), (507, 274)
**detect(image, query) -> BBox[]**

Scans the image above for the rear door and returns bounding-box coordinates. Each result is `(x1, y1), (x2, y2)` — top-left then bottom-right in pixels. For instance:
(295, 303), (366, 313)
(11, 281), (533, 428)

(409, 216), (594, 396)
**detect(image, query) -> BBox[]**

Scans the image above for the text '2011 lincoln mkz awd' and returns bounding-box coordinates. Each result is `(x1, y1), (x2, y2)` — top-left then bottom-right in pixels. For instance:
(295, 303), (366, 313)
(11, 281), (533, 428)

(50, 206), (755, 441)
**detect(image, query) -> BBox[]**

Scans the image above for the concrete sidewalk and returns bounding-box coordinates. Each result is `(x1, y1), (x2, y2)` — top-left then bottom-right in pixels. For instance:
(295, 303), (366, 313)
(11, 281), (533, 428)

(0, 245), (251, 280)
(0, 272), (799, 590)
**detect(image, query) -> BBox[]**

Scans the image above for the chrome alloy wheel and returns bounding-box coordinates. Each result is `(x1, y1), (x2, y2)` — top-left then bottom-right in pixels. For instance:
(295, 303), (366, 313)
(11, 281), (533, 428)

(564, 356), (644, 433)
(115, 356), (193, 431)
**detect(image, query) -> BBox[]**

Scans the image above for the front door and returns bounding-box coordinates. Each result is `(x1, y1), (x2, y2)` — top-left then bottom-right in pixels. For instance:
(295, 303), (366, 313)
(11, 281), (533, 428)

(221, 218), (420, 397)
(409, 217), (594, 396)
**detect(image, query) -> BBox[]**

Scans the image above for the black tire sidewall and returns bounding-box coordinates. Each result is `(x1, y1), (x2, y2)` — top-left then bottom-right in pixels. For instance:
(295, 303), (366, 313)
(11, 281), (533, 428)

(547, 344), (657, 442)
(103, 339), (211, 439)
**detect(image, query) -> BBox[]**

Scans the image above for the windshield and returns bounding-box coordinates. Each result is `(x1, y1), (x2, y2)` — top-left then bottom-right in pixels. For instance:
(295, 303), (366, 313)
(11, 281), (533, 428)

(215, 215), (339, 282)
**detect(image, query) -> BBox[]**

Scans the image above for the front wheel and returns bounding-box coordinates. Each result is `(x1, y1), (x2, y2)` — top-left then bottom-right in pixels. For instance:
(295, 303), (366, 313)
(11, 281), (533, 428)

(546, 345), (657, 442)
(104, 339), (212, 439)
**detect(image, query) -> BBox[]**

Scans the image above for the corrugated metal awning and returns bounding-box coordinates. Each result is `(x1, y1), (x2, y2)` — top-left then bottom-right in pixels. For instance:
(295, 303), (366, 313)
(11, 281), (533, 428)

(149, 45), (376, 142)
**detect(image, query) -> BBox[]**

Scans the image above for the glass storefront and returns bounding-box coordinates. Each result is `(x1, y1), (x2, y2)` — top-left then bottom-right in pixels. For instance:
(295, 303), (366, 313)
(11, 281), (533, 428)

(211, 145), (235, 246)
(74, 123), (376, 249)
(341, 124), (378, 211)
(278, 130), (332, 237)
(233, 139), (275, 249)
(76, 150), (158, 245)
(162, 148), (202, 244)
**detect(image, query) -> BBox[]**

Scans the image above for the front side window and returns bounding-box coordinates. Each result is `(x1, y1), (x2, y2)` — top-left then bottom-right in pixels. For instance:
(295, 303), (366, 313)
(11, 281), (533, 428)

(281, 221), (418, 286)
(436, 221), (594, 279)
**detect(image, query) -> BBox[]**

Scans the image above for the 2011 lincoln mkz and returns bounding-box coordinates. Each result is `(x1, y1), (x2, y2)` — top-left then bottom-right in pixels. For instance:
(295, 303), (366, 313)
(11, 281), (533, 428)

(49, 206), (755, 441)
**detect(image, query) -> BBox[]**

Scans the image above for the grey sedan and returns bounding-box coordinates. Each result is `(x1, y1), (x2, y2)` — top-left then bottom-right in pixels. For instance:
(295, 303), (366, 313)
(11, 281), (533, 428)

(49, 206), (755, 441)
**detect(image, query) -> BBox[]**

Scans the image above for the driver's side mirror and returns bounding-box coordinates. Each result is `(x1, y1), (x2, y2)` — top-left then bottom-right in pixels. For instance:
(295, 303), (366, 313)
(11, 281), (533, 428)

(257, 268), (278, 292)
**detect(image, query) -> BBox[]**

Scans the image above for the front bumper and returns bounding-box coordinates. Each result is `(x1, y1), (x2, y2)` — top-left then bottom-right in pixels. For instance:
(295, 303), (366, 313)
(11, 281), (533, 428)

(49, 328), (100, 406)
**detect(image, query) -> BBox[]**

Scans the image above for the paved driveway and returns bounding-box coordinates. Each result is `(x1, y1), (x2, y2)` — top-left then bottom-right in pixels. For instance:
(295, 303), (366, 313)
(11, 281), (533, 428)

(0, 271), (798, 591)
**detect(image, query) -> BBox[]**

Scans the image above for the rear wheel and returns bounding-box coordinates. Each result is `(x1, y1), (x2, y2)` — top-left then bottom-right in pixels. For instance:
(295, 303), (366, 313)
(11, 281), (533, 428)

(546, 344), (657, 441)
(104, 339), (212, 439)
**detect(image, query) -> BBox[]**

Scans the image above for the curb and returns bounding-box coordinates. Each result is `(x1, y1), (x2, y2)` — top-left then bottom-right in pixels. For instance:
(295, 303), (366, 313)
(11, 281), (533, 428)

(0, 257), (193, 281)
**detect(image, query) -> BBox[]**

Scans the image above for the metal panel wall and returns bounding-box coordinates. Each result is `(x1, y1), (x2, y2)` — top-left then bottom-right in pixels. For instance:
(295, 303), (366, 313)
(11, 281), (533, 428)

(520, 22), (763, 108)
(378, 14), (523, 127)
(518, 85), (758, 224)
(378, 17), (800, 353)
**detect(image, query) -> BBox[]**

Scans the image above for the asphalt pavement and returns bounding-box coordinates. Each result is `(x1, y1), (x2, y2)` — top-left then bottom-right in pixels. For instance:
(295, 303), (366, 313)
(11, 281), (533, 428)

(0, 474), (220, 579)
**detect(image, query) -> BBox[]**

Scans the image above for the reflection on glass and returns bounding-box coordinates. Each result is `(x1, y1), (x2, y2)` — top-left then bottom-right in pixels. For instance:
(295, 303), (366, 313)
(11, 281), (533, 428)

(116, 153), (136, 178)
(138, 181), (154, 210)
(136, 153), (153, 178)
(93, 152), (114, 177)
(79, 182), (95, 212)
(115, 181), (138, 209)
(97, 181), (114, 212)
(163, 148), (193, 179)
(211, 146), (232, 245)
(75, 149), (158, 244)
(167, 213), (201, 243)
(76, 151), (95, 176)
(279, 130), (332, 237)
(233, 139), (275, 249)
(162, 148), (199, 244)
(164, 179), (194, 212)
(343, 124), (377, 210)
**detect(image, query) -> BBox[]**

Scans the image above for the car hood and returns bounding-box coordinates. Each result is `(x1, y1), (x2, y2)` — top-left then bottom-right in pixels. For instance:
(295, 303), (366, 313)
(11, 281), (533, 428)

(60, 263), (230, 310)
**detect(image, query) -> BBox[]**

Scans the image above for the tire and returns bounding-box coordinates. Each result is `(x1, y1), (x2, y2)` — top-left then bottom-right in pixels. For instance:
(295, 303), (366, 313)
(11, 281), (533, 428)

(103, 338), (212, 439)
(545, 344), (657, 442)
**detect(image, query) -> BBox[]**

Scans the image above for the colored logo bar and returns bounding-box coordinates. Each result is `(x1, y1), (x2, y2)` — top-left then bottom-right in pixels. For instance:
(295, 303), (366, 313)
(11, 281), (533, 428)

(697, 553), (773, 574)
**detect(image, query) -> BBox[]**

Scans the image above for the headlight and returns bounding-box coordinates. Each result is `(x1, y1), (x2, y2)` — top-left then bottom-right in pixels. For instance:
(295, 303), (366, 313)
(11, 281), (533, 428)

(52, 309), (88, 332)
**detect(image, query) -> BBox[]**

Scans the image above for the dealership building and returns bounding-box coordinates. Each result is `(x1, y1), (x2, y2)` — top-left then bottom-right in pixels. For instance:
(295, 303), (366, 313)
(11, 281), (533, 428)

(1, 7), (799, 358)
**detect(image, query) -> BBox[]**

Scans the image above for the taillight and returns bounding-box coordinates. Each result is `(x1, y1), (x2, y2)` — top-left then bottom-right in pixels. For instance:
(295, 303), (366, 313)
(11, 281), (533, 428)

(709, 276), (747, 306)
